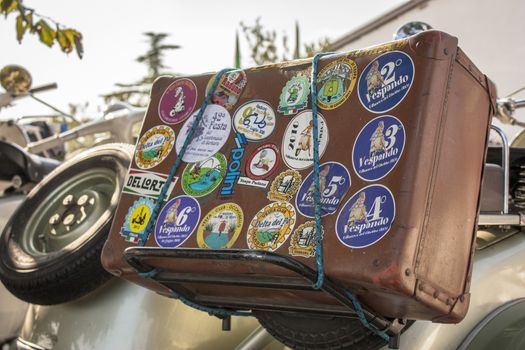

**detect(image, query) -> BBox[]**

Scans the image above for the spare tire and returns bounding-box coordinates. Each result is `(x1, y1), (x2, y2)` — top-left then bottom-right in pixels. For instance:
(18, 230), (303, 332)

(254, 310), (388, 350)
(0, 143), (133, 305)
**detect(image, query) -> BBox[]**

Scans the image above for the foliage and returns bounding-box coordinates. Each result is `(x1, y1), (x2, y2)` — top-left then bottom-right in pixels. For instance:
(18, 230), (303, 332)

(1, 0), (83, 58)
(102, 32), (181, 107)
(239, 18), (331, 66)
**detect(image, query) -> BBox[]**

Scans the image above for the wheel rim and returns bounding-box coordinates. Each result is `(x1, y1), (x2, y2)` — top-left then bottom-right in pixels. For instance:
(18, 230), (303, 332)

(21, 167), (116, 256)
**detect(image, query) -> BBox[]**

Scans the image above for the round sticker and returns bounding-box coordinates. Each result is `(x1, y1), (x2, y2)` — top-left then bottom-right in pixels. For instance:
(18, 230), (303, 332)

(316, 56), (358, 110)
(281, 110), (329, 170)
(296, 162), (351, 218)
(358, 51), (414, 113)
(245, 144), (280, 180)
(181, 152), (227, 197)
(154, 195), (201, 248)
(206, 70), (247, 110)
(120, 197), (155, 243)
(289, 221), (323, 258)
(158, 78), (198, 124)
(233, 100), (276, 141)
(278, 75), (310, 116)
(135, 125), (175, 169)
(336, 185), (396, 249)
(352, 115), (405, 181)
(175, 104), (232, 163)
(247, 202), (296, 252)
(197, 203), (244, 249)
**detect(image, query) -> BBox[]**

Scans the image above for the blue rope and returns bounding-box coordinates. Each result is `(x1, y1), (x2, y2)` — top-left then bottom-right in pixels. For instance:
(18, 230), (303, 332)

(138, 68), (235, 246)
(170, 290), (253, 317)
(310, 52), (335, 290)
(311, 53), (391, 343)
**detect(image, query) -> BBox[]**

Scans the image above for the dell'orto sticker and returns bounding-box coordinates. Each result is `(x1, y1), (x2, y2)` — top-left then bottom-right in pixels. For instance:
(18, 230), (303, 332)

(358, 51), (414, 113)
(197, 203), (243, 249)
(352, 116), (405, 181)
(282, 110), (329, 170)
(175, 104), (232, 163)
(154, 195), (201, 248)
(206, 70), (247, 110)
(233, 100), (276, 141)
(336, 185), (395, 248)
(181, 152), (227, 197)
(135, 125), (175, 169)
(158, 78), (198, 124)
(316, 57), (358, 110)
(296, 162), (351, 218)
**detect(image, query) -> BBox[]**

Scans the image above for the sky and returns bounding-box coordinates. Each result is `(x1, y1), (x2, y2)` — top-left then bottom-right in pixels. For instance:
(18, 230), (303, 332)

(0, 0), (405, 119)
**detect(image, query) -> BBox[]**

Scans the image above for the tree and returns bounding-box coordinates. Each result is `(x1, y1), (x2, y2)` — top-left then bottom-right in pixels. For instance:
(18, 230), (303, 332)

(238, 18), (331, 67)
(102, 32), (181, 107)
(0, 0), (83, 58)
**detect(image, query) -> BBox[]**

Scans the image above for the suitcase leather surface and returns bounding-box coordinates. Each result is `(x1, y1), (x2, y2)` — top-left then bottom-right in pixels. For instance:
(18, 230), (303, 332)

(102, 30), (495, 322)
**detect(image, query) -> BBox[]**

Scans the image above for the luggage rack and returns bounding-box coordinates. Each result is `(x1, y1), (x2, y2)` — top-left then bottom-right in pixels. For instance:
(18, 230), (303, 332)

(124, 246), (405, 348)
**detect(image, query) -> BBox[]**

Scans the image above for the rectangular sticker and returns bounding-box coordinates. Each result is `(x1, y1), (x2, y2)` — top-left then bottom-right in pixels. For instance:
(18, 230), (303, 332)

(122, 168), (178, 200)
(237, 176), (269, 189)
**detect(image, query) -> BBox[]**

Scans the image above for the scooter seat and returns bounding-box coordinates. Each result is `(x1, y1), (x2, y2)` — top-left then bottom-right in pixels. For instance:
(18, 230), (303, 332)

(0, 140), (59, 183)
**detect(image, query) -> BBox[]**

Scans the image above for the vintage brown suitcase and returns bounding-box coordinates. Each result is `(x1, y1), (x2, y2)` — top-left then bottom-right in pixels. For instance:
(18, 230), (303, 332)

(101, 30), (495, 325)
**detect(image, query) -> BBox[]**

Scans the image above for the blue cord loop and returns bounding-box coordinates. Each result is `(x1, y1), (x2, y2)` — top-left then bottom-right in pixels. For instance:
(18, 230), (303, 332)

(310, 52), (335, 290)
(138, 68), (235, 246)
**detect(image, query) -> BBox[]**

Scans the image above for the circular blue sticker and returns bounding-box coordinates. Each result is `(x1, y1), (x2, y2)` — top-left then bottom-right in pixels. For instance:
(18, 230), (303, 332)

(295, 162), (351, 218)
(336, 185), (395, 248)
(154, 195), (201, 248)
(357, 51), (414, 113)
(352, 115), (405, 181)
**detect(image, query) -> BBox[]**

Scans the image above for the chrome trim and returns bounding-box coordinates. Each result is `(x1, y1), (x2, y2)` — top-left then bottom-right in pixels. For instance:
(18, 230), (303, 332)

(478, 214), (522, 226)
(14, 337), (47, 350)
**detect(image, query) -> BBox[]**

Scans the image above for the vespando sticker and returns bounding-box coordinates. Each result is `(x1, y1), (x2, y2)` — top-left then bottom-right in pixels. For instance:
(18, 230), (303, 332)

(336, 184), (395, 248)
(154, 195), (200, 248)
(295, 162), (351, 218)
(352, 115), (405, 181)
(358, 51), (414, 113)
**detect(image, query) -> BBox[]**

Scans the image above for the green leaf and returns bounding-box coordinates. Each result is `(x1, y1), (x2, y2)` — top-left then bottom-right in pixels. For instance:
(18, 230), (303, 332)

(63, 29), (83, 59)
(15, 14), (25, 43)
(35, 19), (56, 47)
(1, 0), (17, 15)
(56, 29), (73, 53)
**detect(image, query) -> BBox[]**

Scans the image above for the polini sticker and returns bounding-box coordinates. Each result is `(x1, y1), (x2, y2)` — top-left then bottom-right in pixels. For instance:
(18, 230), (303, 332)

(316, 56), (358, 110)
(282, 110), (329, 170)
(289, 221), (324, 258)
(352, 115), (405, 181)
(358, 51), (414, 113)
(247, 202), (296, 252)
(197, 203), (243, 249)
(220, 133), (247, 196)
(245, 143), (280, 180)
(336, 184), (395, 249)
(206, 70), (247, 110)
(267, 170), (302, 202)
(278, 75), (310, 116)
(181, 152), (227, 197)
(123, 169), (178, 200)
(295, 162), (351, 218)
(135, 125), (175, 169)
(154, 195), (201, 248)
(233, 100), (276, 141)
(120, 197), (155, 243)
(158, 78), (198, 124)
(175, 104), (231, 163)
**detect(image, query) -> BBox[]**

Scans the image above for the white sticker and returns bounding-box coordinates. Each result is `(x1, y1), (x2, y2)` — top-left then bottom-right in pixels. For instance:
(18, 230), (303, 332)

(281, 110), (329, 170)
(175, 104), (232, 163)
(233, 100), (276, 141)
